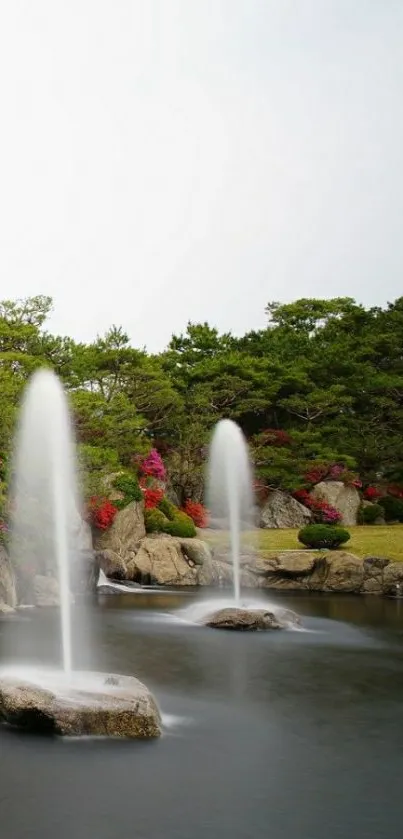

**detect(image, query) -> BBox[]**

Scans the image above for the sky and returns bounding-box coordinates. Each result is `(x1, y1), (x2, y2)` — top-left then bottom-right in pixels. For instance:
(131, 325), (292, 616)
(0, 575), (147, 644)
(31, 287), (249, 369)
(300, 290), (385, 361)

(0, 1), (402, 352)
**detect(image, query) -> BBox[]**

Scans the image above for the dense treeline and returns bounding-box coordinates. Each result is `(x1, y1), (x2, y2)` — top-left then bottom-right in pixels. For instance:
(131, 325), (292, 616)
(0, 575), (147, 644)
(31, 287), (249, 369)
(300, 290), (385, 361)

(0, 295), (402, 504)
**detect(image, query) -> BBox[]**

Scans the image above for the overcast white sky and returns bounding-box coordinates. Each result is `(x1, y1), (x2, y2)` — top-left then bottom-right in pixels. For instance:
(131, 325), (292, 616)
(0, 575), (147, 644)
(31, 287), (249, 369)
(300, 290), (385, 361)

(0, 1), (402, 351)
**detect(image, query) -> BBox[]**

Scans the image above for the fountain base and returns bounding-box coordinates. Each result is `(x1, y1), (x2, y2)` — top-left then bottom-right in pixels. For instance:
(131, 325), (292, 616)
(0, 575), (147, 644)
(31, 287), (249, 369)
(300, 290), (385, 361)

(0, 669), (161, 738)
(203, 606), (300, 631)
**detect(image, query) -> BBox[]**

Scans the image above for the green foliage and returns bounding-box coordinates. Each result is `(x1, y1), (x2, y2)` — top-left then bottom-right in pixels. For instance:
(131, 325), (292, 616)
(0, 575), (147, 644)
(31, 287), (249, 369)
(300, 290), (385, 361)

(144, 504), (196, 537)
(113, 473), (142, 504)
(358, 503), (384, 525)
(378, 496), (403, 523)
(158, 496), (177, 520)
(1, 294), (403, 508)
(144, 508), (168, 533)
(298, 524), (351, 550)
(76, 444), (121, 498)
(164, 511), (197, 538)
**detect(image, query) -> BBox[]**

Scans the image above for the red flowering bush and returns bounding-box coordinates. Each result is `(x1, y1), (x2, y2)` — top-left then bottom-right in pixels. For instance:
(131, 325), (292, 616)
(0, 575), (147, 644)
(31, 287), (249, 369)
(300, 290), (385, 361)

(144, 488), (164, 509)
(364, 486), (382, 501)
(87, 497), (118, 530)
(259, 429), (292, 447)
(137, 449), (166, 482)
(293, 489), (342, 524)
(254, 479), (270, 504)
(181, 500), (208, 528)
(387, 485), (403, 499)
(304, 463), (361, 488)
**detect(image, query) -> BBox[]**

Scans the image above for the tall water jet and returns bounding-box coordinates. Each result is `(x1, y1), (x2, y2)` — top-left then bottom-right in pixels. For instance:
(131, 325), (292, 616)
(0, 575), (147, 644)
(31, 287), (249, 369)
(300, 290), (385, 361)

(8, 369), (79, 674)
(0, 368), (162, 738)
(206, 419), (255, 606)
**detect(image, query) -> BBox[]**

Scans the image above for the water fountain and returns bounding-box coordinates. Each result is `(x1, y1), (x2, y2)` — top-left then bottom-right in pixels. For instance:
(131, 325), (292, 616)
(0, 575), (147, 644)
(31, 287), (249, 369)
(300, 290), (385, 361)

(182, 419), (300, 631)
(0, 369), (161, 737)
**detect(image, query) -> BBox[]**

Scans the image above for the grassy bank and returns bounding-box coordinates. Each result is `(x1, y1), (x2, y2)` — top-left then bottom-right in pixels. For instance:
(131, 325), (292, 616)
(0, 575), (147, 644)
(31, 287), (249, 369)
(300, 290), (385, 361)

(259, 525), (403, 561)
(204, 525), (403, 562)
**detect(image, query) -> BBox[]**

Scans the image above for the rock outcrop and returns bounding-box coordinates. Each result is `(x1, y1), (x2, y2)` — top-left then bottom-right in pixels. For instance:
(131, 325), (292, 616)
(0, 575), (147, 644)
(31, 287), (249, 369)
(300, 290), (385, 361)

(94, 501), (146, 579)
(0, 672), (161, 738)
(203, 606), (300, 631)
(34, 575), (60, 607)
(310, 481), (361, 526)
(126, 536), (198, 586)
(246, 551), (403, 596)
(260, 491), (312, 529)
(0, 546), (17, 612)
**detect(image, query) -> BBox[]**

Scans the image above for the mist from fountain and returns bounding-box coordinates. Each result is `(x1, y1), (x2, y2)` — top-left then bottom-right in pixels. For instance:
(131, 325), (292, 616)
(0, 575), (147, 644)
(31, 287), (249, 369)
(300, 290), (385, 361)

(1, 369), (162, 738)
(8, 369), (80, 675)
(206, 419), (255, 606)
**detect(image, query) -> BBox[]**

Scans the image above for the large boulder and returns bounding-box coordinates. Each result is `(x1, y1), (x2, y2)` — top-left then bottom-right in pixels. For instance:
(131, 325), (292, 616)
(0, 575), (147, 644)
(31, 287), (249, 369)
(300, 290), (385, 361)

(0, 546), (17, 610)
(0, 672), (161, 738)
(202, 606), (300, 631)
(382, 561), (403, 596)
(310, 481), (360, 526)
(260, 491), (312, 529)
(249, 551), (317, 590)
(126, 536), (199, 586)
(34, 575), (60, 607)
(93, 501), (146, 578)
(323, 552), (364, 592)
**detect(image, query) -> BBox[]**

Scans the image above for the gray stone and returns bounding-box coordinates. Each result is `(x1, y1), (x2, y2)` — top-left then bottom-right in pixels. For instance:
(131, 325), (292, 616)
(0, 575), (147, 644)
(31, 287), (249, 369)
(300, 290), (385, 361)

(33, 575), (60, 607)
(94, 501), (146, 578)
(126, 536), (198, 586)
(0, 672), (161, 738)
(0, 546), (17, 610)
(260, 491), (312, 529)
(310, 481), (361, 526)
(203, 606), (300, 631)
(382, 562), (403, 595)
(323, 553), (364, 592)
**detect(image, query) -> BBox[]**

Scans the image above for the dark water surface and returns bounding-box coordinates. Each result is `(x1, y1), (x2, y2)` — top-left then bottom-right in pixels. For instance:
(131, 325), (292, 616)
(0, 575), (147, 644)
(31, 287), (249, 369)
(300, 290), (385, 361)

(1, 589), (403, 839)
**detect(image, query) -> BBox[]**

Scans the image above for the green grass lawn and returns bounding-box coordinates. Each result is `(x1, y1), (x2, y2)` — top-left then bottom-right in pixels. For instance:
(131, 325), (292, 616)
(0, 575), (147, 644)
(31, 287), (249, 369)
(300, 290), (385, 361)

(204, 525), (403, 561)
(257, 525), (403, 561)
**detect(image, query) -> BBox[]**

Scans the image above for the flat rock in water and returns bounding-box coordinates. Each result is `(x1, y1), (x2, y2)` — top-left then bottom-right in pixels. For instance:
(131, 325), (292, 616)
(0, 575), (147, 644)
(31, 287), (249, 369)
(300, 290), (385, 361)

(0, 673), (161, 738)
(203, 606), (300, 631)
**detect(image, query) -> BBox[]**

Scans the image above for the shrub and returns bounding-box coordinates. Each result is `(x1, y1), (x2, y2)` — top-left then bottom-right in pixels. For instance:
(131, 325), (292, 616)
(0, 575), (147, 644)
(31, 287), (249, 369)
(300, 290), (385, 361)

(113, 473), (143, 504)
(144, 488), (164, 509)
(87, 497), (118, 530)
(298, 524), (351, 550)
(158, 496), (177, 520)
(144, 509), (169, 533)
(293, 489), (341, 524)
(358, 503), (383, 525)
(181, 500), (208, 528)
(138, 449), (166, 482)
(378, 495), (403, 523)
(363, 486), (382, 501)
(164, 512), (197, 538)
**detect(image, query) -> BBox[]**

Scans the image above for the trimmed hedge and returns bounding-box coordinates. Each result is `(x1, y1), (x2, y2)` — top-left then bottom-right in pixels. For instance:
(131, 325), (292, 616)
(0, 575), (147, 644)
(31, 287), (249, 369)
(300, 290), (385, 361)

(145, 505), (197, 538)
(298, 524), (351, 550)
(378, 495), (403, 523)
(358, 503), (384, 525)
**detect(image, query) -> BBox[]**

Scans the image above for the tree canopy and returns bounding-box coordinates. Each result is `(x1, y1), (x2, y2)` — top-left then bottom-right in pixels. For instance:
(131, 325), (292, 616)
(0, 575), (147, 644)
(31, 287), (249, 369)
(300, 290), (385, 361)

(0, 294), (402, 502)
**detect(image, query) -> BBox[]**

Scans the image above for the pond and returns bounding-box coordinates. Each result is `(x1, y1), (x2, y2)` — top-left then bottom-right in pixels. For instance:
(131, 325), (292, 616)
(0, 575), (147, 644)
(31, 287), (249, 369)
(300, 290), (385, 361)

(1, 589), (402, 839)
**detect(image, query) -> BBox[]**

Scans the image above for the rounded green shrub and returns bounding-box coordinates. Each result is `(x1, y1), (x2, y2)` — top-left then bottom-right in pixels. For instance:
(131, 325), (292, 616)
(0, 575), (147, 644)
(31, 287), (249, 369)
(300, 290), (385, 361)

(113, 473), (143, 504)
(378, 495), (403, 523)
(164, 512), (197, 538)
(358, 503), (383, 525)
(144, 508), (169, 533)
(158, 496), (177, 521)
(298, 524), (351, 550)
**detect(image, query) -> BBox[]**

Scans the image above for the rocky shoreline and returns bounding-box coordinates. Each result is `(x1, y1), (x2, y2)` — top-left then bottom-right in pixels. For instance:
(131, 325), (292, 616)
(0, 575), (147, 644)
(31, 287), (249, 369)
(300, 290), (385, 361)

(1, 497), (402, 613)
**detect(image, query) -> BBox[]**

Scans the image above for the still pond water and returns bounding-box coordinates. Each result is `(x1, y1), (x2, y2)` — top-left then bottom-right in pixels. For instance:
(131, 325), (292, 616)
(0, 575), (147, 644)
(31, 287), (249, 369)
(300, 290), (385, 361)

(1, 589), (403, 839)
